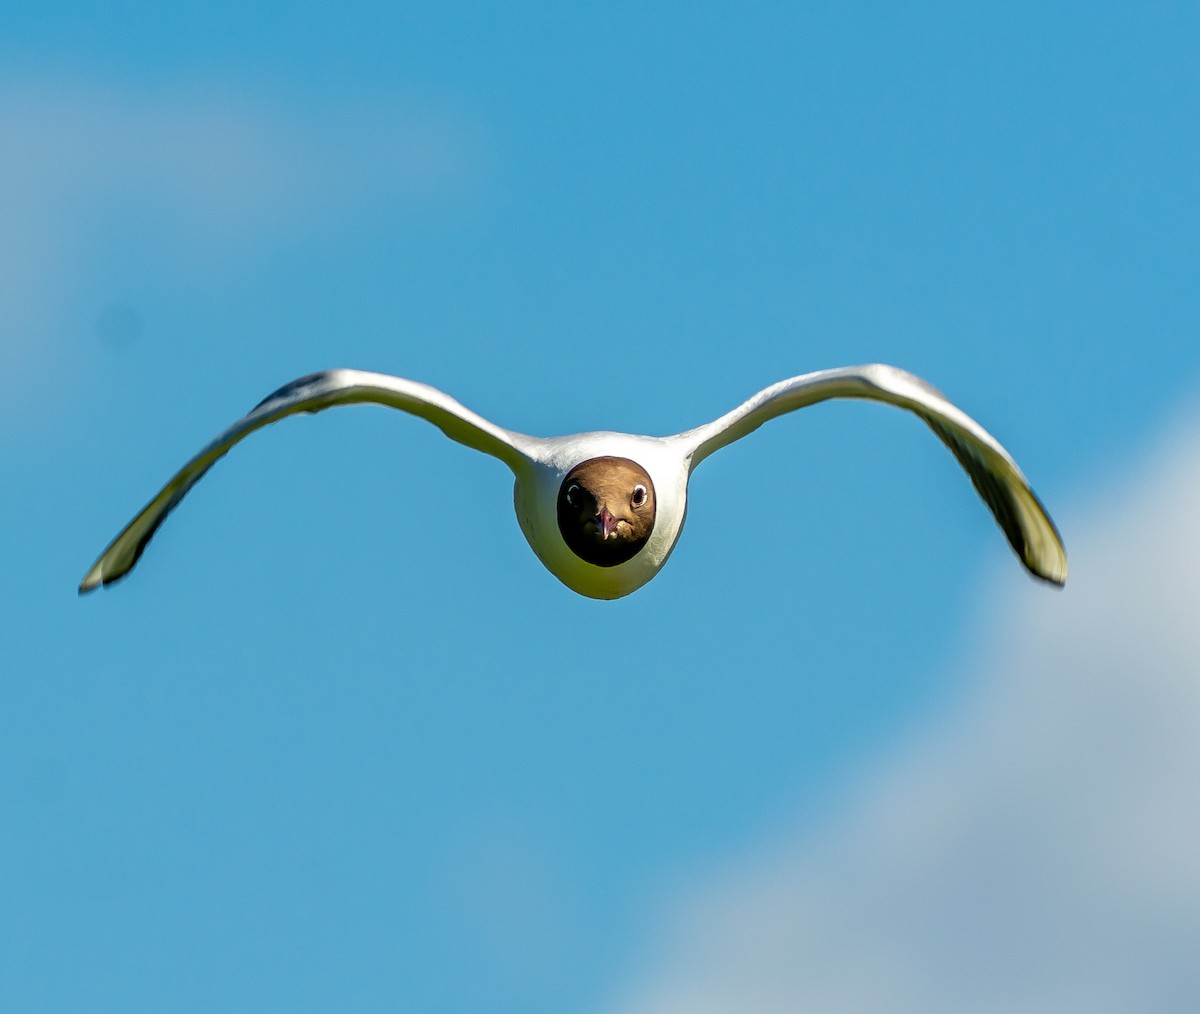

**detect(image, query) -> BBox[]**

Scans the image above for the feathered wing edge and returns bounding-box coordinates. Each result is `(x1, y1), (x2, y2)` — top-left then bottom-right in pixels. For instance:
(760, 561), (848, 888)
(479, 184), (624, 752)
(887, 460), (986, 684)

(678, 364), (1067, 586)
(79, 370), (530, 593)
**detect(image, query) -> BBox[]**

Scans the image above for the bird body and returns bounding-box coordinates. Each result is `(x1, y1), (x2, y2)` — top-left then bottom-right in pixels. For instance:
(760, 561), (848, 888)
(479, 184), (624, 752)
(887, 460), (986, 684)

(80, 364), (1068, 599)
(514, 431), (691, 599)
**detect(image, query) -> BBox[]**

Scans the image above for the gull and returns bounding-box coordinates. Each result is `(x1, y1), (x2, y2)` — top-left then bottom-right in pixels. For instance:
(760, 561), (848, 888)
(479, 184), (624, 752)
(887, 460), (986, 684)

(79, 365), (1067, 599)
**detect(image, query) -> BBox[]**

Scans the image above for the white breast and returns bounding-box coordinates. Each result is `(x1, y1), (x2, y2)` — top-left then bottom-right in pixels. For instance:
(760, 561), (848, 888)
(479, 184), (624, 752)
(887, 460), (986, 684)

(512, 432), (692, 599)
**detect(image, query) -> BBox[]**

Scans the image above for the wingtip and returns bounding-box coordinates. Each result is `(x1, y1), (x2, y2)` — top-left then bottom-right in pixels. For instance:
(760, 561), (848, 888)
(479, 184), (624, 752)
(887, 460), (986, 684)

(1029, 550), (1068, 588)
(1053, 558), (1068, 587)
(78, 561), (108, 595)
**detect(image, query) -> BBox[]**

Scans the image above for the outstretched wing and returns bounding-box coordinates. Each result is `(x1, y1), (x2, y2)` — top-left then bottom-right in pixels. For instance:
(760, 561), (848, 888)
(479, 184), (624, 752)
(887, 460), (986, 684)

(80, 369), (531, 593)
(679, 364), (1067, 586)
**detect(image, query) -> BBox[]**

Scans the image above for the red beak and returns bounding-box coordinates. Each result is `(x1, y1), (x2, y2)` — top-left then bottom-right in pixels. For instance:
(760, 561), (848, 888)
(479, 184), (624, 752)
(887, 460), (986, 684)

(598, 507), (618, 540)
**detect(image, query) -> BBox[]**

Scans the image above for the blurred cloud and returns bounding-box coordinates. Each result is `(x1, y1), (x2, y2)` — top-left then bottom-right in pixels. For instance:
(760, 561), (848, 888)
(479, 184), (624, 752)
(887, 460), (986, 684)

(0, 76), (478, 411)
(610, 408), (1200, 1013)
(435, 811), (584, 993)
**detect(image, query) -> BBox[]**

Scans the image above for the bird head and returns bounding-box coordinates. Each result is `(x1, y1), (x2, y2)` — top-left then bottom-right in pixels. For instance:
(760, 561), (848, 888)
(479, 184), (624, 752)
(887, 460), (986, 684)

(556, 456), (656, 567)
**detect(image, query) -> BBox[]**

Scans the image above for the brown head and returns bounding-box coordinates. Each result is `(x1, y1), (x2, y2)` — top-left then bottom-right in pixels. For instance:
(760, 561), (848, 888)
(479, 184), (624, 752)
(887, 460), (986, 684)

(556, 456), (657, 567)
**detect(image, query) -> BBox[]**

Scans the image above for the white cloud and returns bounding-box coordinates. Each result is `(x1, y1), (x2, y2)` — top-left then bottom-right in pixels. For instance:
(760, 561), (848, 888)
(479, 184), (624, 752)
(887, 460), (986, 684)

(611, 409), (1200, 1013)
(0, 77), (477, 409)
(0, 77), (475, 233)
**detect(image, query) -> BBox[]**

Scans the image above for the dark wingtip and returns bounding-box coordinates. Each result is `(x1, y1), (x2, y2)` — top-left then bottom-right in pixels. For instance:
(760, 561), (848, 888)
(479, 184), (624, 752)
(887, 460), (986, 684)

(79, 562), (136, 595)
(78, 563), (109, 595)
(1036, 560), (1068, 589)
(251, 371), (335, 412)
(1023, 539), (1068, 588)
(1033, 569), (1068, 589)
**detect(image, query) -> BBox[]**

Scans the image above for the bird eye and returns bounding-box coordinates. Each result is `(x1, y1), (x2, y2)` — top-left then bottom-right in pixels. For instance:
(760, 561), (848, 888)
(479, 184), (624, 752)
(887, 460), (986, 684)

(566, 483), (581, 506)
(631, 484), (647, 508)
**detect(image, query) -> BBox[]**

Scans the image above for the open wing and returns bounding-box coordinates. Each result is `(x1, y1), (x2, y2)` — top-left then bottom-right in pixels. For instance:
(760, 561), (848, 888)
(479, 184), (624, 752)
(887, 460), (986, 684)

(680, 364), (1067, 585)
(80, 370), (531, 592)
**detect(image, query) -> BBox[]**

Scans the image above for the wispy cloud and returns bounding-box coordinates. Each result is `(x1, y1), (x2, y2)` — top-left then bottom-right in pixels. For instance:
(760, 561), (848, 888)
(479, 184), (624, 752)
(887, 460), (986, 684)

(0, 77), (478, 410)
(611, 410), (1200, 1013)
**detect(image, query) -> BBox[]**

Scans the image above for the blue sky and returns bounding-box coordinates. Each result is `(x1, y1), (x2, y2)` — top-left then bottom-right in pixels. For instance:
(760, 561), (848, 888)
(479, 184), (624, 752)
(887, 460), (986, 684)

(3, 3), (1198, 1011)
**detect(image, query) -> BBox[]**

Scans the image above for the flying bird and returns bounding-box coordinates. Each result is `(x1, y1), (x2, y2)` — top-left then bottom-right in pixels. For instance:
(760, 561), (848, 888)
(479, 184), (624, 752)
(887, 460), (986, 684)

(79, 365), (1068, 599)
